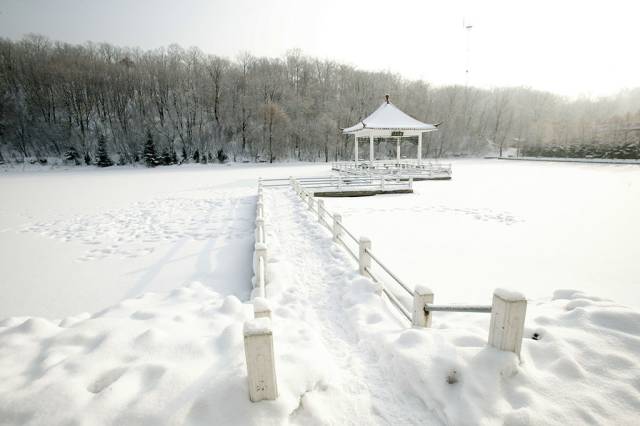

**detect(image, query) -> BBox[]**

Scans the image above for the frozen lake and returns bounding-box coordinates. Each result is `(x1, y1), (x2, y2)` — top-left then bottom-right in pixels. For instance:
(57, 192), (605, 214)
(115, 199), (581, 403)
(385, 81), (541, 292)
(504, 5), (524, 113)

(325, 159), (640, 306)
(1, 159), (639, 319)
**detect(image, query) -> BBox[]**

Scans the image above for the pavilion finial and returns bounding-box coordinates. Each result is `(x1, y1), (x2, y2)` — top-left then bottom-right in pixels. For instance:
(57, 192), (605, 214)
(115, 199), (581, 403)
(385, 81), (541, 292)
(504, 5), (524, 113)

(385, 94), (390, 104)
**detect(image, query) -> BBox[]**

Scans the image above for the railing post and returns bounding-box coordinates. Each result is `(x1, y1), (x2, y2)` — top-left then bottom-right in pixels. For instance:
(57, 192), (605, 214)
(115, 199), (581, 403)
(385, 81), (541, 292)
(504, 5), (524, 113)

(254, 242), (268, 285)
(255, 217), (265, 244)
(332, 214), (342, 242)
(488, 289), (527, 357)
(253, 297), (271, 319)
(257, 199), (264, 219)
(412, 286), (434, 327)
(358, 237), (372, 277)
(244, 318), (278, 402)
(317, 199), (324, 221)
(409, 177), (413, 190)
(307, 194), (314, 210)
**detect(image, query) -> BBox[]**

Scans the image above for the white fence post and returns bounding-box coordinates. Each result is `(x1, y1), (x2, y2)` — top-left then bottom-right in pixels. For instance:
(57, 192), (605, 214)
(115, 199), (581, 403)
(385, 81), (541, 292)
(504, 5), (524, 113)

(488, 290), (527, 357)
(412, 285), (434, 327)
(257, 200), (264, 219)
(255, 242), (268, 286)
(244, 318), (278, 402)
(253, 297), (271, 319)
(307, 194), (314, 210)
(317, 199), (324, 221)
(358, 237), (372, 277)
(333, 214), (342, 242)
(255, 217), (265, 244)
(409, 177), (413, 190)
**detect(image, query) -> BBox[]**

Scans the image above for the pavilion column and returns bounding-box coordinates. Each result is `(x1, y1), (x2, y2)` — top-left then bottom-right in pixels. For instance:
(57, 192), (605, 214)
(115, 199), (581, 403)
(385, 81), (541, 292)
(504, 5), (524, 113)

(369, 135), (374, 166)
(396, 137), (401, 164)
(418, 132), (423, 165)
(354, 135), (358, 165)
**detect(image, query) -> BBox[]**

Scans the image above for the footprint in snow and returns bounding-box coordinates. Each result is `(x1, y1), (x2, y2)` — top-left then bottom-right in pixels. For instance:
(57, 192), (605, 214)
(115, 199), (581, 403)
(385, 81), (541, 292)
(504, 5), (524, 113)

(131, 311), (156, 320)
(87, 366), (128, 394)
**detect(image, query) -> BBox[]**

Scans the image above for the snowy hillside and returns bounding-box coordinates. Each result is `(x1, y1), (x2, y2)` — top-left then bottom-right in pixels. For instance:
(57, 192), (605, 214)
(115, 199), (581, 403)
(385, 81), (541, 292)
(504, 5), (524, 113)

(1, 160), (639, 425)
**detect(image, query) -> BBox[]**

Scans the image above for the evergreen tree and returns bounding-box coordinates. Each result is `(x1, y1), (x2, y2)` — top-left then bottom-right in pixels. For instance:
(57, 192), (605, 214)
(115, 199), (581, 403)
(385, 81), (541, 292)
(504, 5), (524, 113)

(216, 149), (228, 163)
(143, 131), (158, 167)
(96, 134), (114, 167)
(63, 147), (81, 165)
(181, 146), (188, 163)
(160, 147), (172, 165)
(84, 153), (92, 165)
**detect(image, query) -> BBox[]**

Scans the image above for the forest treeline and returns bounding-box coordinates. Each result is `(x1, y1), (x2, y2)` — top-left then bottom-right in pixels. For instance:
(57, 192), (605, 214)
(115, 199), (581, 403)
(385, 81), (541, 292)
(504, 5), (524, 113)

(1, 35), (639, 166)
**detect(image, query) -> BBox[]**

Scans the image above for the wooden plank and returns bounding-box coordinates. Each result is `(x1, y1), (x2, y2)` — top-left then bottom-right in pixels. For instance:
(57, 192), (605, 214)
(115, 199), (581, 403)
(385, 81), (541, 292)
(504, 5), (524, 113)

(313, 189), (413, 197)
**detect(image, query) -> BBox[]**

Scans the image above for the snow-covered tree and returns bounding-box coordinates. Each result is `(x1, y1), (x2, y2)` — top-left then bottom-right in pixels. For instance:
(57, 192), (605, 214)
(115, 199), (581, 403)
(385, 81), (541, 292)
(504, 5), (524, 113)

(143, 131), (158, 167)
(63, 147), (81, 165)
(159, 147), (175, 165)
(1, 36), (639, 163)
(95, 135), (114, 167)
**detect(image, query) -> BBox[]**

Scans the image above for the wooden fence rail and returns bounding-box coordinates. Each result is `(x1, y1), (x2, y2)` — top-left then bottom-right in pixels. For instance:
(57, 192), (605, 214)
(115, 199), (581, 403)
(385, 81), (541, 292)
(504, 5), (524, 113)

(263, 175), (413, 194)
(291, 178), (527, 357)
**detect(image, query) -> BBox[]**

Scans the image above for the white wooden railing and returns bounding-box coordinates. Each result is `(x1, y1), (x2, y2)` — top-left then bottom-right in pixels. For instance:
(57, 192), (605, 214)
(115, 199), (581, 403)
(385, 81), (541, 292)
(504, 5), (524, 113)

(260, 175), (413, 194)
(243, 179), (278, 403)
(332, 160), (452, 178)
(254, 182), (267, 298)
(245, 175), (528, 403)
(291, 178), (527, 358)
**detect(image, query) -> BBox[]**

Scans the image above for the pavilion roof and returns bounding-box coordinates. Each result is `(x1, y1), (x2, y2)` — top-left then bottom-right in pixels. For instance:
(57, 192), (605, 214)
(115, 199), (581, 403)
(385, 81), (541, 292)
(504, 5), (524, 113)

(343, 98), (437, 134)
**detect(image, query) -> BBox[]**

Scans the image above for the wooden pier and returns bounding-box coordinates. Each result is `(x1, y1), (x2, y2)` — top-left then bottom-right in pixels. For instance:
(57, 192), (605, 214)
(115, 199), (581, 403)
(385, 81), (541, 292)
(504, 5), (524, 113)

(260, 176), (414, 197)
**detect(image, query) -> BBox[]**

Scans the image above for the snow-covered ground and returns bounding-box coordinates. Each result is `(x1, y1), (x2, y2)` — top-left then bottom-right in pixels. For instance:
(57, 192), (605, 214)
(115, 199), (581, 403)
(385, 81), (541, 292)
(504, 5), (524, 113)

(0, 163), (325, 318)
(1, 160), (639, 425)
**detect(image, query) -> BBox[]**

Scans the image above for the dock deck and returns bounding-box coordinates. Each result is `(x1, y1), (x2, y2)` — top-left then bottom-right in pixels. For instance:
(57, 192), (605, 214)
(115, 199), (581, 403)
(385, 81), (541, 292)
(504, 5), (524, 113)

(332, 160), (452, 181)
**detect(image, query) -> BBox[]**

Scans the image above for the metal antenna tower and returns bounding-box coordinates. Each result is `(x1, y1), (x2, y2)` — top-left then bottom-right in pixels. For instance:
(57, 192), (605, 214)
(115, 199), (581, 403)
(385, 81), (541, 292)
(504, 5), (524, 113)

(463, 19), (473, 87)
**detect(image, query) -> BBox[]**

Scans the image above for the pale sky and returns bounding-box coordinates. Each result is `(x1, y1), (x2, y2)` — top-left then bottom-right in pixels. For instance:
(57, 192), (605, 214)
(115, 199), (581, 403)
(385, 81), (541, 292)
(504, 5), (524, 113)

(1, 0), (638, 98)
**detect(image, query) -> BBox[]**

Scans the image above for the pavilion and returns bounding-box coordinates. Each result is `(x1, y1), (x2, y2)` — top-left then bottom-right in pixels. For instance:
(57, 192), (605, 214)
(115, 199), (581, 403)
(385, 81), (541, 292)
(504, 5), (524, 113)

(342, 95), (438, 167)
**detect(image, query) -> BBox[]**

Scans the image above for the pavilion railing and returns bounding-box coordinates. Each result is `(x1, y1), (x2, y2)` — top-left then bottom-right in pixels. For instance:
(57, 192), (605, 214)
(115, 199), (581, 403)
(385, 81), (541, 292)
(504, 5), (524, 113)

(331, 160), (452, 178)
